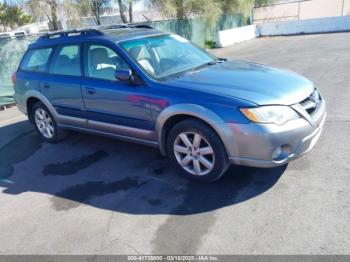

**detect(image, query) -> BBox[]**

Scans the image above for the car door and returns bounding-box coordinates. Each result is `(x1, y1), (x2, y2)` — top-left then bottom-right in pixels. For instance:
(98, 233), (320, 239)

(81, 43), (155, 142)
(40, 43), (86, 127)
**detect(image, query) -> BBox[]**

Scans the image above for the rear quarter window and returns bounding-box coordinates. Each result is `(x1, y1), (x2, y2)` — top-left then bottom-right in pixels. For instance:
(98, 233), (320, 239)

(20, 48), (53, 73)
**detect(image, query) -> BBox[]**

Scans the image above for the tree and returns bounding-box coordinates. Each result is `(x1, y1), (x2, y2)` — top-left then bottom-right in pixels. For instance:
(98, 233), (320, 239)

(73, 0), (111, 26)
(117, 0), (128, 23)
(221, 0), (276, 20)
(25, 0), (51, 22)
(151, 0), (276, 26)
(26, 0), (58, 30)
(254, 0), (275, 8)
(7, 6), (32, 28)
(61, 0), (83, 28)
(117, 0), (135, 24)
(72, 0), (91, 17)
(0, 3), (7, 31)
(150, 0), (222, 23)
(0, 2), (32, 31)
(25, 0), (59, 31)
(45, 0), (59, 31)
(90, 0), (111, 25)
(128, 0), (132, 23)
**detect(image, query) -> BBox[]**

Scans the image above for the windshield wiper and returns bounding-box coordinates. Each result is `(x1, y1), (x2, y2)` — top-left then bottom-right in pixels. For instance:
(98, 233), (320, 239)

(207, 58), (226, 65)
(207, 61), (221, 65)
(160, 59), (227, 80)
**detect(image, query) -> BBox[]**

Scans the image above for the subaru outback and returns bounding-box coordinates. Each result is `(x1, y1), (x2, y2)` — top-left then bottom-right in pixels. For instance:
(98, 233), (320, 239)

(13, 26), (326, 183)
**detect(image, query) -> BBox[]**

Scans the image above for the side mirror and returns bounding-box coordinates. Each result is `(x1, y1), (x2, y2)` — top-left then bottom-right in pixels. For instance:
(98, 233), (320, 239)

(115, 69), (132, 82)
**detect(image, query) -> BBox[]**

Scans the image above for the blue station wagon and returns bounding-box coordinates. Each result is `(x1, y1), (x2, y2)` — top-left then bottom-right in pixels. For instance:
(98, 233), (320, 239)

(13, 26), (326, 182)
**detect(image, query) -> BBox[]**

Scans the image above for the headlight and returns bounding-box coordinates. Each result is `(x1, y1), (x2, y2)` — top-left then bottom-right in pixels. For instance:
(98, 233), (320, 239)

(240, 106), (299, 125)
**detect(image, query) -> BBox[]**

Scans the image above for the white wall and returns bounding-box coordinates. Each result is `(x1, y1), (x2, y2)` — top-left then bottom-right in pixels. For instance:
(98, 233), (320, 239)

(254, 2), (299, 24)
(216, 15), (350, 48)
(216, 25), (258, 47)
(259, 16), (350, 36)
(253, 0), (350, 24)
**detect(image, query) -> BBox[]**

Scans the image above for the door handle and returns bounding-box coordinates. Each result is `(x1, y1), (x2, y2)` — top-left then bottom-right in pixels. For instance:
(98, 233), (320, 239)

(43, 83), (50, 89)
(86, 87), (96, 95)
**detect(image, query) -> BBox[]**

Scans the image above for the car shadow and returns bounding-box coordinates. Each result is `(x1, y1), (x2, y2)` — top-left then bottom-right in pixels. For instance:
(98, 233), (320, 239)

(0, 120), (287, 215)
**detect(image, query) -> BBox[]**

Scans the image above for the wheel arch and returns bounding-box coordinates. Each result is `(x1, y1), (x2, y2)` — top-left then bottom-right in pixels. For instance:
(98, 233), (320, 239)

(25, 90), (58, 123)
(156, 104), (236, 157)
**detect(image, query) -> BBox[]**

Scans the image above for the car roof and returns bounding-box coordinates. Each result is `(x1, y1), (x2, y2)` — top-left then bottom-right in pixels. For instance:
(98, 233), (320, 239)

(29, 26), (165, 49)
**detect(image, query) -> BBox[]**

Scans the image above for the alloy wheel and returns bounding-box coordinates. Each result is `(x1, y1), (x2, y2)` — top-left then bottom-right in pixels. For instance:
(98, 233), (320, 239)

(173, 132), (215, 176)
(34, 108), (55, 139)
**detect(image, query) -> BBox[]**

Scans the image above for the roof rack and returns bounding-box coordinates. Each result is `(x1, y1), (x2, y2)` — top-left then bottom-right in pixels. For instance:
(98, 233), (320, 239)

(95, 24), (153, 31)
(39, 24), (153, 40)
(39, 29), (103, 40)
(129, 24), (153, 29)
(95, 24), (129, 31)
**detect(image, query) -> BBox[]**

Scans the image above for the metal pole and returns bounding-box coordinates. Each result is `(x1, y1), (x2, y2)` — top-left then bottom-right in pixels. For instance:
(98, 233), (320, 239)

(298, 0), (301, 21)
(341, 0), (345, 16)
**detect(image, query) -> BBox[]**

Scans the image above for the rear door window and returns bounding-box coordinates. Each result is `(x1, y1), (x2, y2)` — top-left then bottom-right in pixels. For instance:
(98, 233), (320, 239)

(50, 45), (81, 76)
(20, 48), (53, 73)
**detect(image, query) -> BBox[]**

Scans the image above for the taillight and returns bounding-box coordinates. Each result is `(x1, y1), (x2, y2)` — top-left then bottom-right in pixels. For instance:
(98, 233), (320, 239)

(11, 72), (16, 85)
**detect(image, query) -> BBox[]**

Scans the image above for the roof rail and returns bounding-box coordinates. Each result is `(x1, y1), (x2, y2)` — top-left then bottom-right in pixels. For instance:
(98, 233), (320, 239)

(39, 24), (153, 40)
(95, 23), (153, 31)
(129, 24), (153, 29)
(39, 29), (103, 40)
(95, 24), (129, 31)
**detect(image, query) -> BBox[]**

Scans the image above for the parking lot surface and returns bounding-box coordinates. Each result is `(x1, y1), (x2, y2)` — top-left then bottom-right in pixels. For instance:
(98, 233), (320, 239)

(0, 33), (349, 255)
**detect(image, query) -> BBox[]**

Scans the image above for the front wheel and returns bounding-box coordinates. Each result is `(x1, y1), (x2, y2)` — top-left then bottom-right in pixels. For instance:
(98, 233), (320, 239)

(167, 119), (229, 183)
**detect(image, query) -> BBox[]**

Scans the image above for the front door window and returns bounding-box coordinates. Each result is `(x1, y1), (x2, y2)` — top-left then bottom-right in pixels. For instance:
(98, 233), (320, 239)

(86, 44), (130, 81)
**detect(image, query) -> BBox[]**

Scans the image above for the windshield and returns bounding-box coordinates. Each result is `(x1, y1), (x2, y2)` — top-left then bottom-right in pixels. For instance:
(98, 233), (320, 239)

(120, 34), (216, 79)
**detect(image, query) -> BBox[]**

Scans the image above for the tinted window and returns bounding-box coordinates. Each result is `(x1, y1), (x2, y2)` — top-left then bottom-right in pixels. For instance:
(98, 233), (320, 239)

(50, 45), (81, 76)
(86, 44), (130, 81)
(20, 48), (52, 72)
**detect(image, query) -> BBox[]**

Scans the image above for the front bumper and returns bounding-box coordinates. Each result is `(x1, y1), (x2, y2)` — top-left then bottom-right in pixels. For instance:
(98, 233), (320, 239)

(226, 100), (326, 168)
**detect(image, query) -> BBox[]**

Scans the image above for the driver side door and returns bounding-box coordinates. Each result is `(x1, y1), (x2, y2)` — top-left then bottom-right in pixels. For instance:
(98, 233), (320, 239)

(81, 43), (155, 142)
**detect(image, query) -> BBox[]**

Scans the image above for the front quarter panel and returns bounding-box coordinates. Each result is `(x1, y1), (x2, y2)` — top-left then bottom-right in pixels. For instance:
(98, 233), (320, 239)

(145, 82), (256, 156)
(156, 103), (239, 156)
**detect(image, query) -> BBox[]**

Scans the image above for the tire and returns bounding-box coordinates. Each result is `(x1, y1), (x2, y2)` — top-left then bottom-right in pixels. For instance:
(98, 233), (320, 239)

(31, 102), (66, 143)
(167, 119), (229, 183)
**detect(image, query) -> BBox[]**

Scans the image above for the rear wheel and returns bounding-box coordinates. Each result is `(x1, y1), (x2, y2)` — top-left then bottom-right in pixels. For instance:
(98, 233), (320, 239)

(167, 119), (229, 183)
(32, 102), (66, 143)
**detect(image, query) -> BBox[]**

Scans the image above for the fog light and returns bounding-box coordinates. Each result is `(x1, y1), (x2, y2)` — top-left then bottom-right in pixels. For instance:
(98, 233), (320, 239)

(272, 146), (283, 160)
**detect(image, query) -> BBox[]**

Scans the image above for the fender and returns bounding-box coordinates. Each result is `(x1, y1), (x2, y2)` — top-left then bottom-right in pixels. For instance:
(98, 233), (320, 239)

(155, 104), (238, 158)
(24, 90), (59, 120)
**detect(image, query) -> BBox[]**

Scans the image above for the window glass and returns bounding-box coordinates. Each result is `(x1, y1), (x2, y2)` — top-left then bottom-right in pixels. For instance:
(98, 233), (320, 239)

(86, 44), (130, 81)
(122, 42), (154, 75)
(121, 35), (215, 79)
(50, 45), (81, 76)
(20, 48), (52, 72)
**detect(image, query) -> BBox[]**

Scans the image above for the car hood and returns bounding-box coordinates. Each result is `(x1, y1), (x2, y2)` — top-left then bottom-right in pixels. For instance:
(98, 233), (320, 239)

(165, 60), (314, 105)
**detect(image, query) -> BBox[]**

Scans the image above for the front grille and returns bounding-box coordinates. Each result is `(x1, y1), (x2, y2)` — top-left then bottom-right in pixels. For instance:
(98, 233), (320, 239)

(299, 89), (322, 116)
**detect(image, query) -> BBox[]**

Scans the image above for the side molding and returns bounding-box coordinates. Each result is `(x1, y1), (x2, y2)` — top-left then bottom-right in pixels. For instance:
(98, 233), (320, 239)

(155, 104), (237, 157)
